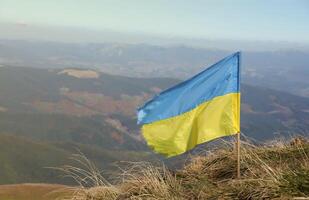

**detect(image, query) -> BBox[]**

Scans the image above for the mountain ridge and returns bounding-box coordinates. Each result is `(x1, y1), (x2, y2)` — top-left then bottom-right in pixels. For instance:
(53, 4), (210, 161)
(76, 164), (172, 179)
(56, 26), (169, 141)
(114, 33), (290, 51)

(0, 65), (307, 184)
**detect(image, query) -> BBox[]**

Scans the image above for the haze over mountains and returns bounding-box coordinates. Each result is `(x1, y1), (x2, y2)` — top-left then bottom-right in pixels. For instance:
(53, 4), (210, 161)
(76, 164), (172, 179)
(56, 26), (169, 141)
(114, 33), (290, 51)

(1, 39), (309, 97)
(1, 23), (309, 51)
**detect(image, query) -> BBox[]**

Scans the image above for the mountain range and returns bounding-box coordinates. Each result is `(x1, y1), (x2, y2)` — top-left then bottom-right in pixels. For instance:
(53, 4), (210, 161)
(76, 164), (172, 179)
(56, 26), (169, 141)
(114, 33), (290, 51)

(0, 40), (308, 98)
(0, 65), (308, 184)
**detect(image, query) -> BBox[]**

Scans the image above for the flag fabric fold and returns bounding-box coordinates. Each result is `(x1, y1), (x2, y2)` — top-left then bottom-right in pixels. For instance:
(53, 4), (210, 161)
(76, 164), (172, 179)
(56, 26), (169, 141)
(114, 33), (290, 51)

(137, 52), (241, 157)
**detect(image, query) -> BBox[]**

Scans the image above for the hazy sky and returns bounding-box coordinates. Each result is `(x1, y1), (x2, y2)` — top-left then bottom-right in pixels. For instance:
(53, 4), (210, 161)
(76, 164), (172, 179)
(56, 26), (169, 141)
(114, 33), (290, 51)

(1, 0), (309, 43)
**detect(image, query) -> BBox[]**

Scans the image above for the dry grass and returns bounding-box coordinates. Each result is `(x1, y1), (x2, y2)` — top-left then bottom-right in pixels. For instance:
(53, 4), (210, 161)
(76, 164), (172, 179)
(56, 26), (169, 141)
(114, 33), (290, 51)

(118, 162), (183, 200)
(60, 137), (309, 200)
(0, 183), (70, 200)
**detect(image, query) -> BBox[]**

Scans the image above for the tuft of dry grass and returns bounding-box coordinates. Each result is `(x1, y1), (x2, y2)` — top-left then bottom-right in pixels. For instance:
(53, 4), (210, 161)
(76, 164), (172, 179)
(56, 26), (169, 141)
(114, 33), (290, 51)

(54, 152), (119, 200)
(59, 137), (309, 200)
(117, 162), (184, 200)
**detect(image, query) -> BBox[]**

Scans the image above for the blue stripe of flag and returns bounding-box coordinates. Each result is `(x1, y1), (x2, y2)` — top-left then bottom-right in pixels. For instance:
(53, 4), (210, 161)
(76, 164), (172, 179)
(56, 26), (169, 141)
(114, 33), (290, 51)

(137, 52), (240, 125)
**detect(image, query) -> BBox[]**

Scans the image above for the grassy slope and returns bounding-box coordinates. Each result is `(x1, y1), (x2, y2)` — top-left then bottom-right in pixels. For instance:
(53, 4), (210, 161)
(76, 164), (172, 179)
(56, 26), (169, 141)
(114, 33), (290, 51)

(0, 184), (70, 200)
(67, 139), (309, 200)
(0, 113), (145, 151)
(0, 134), (71, 184)
(0, 134), (152, 184)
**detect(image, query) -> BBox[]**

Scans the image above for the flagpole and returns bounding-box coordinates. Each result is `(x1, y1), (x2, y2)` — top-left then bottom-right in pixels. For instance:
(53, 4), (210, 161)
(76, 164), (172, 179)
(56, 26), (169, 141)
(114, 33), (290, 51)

(236, 132), (241, 179)
(236, 51), (241, 179)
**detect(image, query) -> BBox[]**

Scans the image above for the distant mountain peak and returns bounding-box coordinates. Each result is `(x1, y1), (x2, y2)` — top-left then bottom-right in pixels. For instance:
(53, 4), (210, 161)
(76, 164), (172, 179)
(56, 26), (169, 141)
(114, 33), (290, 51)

(58, 69), (99, 79)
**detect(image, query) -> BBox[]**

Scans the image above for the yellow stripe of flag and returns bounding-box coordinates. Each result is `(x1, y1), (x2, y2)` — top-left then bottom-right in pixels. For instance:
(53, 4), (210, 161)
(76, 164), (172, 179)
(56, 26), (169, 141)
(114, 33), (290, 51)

(137, 52), (241, 157)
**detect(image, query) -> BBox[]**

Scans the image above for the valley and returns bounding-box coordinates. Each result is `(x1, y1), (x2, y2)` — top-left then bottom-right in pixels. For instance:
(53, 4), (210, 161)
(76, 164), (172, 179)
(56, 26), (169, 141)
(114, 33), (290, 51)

(0, 66), (308, 184)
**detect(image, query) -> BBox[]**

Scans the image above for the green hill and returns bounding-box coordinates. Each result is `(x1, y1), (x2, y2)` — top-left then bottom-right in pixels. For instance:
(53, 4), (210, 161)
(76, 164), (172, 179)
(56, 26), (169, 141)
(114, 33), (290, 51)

(0, 113), (144, 151)
(0, 134), (151, 184)
(0, 134), (70, 184)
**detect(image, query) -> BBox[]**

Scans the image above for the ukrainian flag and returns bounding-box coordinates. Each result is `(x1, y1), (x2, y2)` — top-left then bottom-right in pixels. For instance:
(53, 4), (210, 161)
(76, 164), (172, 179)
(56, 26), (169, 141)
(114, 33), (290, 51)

(137, 52), (241, 157)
